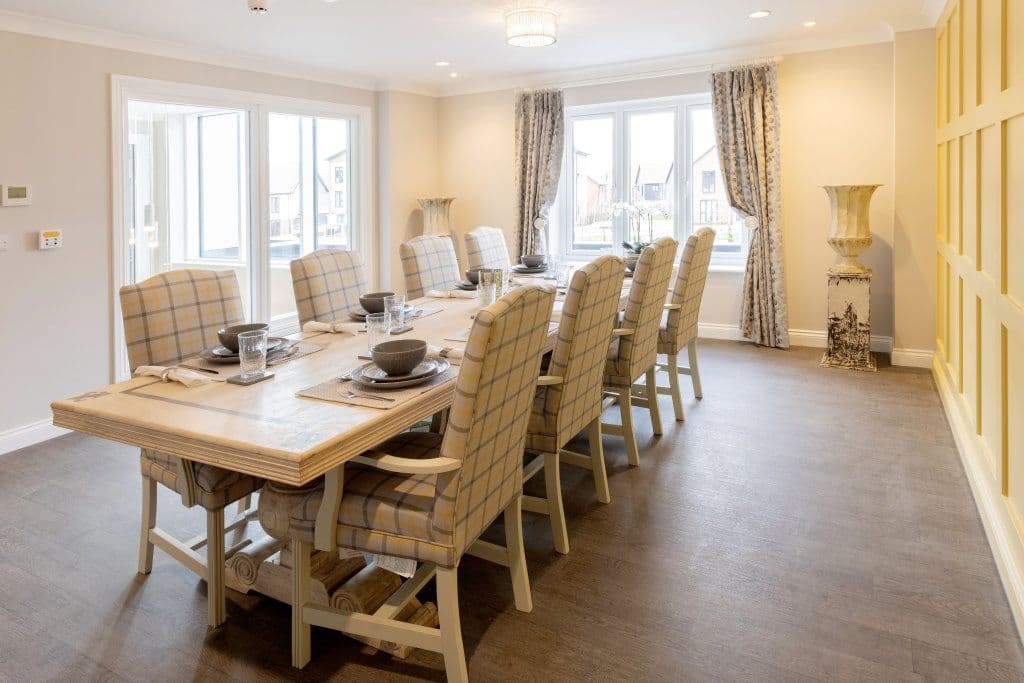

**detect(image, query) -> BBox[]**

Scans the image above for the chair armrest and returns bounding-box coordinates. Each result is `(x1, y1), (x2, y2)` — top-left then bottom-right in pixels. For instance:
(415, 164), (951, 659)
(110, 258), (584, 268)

(664, 303), (681, 311)
(611, 328), (635, 337)
(351, 453), (463, 474)
(537, 375), (563, 386)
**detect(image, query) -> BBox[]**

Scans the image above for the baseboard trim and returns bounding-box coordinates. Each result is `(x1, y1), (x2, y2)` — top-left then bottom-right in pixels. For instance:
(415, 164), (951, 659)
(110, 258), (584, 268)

(0, 419), (69, 456)
(697, 322), (747, 341)
(698, 323), (895, 355)
(891, 348), (935, 368)
(932, 355), (1024, 647)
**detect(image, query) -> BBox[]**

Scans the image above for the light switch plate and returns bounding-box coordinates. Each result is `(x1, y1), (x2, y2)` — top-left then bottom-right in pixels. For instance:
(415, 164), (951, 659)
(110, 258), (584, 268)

(0, 234), (8, 253)
(38, 229), (62, 250)
(0, 185), (32, 206)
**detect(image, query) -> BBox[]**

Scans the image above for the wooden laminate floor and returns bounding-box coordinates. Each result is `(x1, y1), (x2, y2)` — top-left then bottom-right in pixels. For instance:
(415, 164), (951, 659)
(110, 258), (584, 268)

(2, 341), (1022, 682)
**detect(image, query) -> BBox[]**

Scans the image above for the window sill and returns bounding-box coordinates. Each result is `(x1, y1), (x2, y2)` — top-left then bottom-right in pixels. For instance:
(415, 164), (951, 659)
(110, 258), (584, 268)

(708, 264), (744, 274)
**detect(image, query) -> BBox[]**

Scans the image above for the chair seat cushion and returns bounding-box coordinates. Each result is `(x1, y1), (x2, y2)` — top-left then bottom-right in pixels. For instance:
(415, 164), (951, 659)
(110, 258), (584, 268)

(526, 386), (558, 453)
(140, 449), (263, 510)
(286, 432), (457, 567)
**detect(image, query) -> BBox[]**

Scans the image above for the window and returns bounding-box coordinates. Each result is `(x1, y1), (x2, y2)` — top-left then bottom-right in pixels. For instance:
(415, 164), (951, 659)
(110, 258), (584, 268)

(334, 191), (343, 209)
(270, 196), (281, 214)
(334, 166), (344, 183)
(269, 219), (282, 236)
(197, 112), (246, 260)
(698, 200), (719, 223)
(557, 96), (749, 265)
(702, 170), (716, 194)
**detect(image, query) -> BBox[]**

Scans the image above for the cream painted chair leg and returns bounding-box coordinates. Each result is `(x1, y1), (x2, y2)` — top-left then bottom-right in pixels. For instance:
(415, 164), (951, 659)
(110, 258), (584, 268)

(644, 368), (663, 436)
(619, 390), (641, 467)
(543, 452), (569, 554)
(206, 508), (226, 628)
(291, 539), (312, 668)
(138, 475), (157, 574)
(688, 339), (704, 399)
(436, 567), (469, 683)
(504, 496), (533, 612)
(666, 353), (685, 422)
(587, 418), (611, 504)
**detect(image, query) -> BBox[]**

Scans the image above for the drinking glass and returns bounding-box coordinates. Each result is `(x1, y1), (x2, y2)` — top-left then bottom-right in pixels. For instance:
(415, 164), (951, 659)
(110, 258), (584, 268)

(366, 312), (391, 352)
(478, 270), (498, 308)
(238, 329), (268, 381)
(384, 294), (407, 332)
(556, 264), (575, 289)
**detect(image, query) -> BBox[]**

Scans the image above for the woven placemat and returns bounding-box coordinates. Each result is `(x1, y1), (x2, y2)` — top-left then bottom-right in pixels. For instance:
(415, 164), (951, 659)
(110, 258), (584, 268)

(268, 341), (324, 367)
(297, 367), (454, 410)
(180, 341), (325, 380)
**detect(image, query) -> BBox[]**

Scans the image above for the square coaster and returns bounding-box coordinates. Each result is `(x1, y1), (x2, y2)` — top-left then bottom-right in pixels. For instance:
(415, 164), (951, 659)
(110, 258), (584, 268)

(226, 371), (275, 386)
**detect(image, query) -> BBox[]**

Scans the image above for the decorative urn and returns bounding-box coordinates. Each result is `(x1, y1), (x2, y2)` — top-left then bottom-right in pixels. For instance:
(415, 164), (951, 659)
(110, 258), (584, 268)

(417, 197), (456, 236)
(822, 185), (881, 274)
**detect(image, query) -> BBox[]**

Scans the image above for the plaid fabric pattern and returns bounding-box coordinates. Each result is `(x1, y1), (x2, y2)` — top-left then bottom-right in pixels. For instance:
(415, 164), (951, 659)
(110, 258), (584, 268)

(527, 255), (625, 453)
(120, 269), (244, 370)
(290, 249), (368, 327)
(659, 228), (715, 354)
(400, 235), (462, 298)
(465, 227), (512, 270)
(604, 237), (678, 387)
(123, 270), (261, 511)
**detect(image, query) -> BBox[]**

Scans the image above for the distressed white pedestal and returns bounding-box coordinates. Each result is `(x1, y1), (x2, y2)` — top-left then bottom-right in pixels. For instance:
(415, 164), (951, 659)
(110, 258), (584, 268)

(821, 270), (876, 372)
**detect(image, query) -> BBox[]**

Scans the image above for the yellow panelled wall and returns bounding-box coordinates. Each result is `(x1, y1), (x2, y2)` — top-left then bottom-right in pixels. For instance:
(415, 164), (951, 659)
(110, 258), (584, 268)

(934, 0), (1024, 635)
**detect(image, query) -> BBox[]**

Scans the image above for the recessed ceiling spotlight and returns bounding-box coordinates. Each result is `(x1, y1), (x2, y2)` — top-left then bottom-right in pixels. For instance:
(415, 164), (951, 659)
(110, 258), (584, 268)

(748, 10), (772, 19)
(435, 60), (451, 67)
(803, 20), (817, 27)
(450, 72), (459, 78)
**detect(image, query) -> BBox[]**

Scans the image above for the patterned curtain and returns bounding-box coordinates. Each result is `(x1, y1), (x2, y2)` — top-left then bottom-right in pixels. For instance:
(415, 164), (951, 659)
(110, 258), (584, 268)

(711, 64), (789, 349)
(514, 89), (564, 258)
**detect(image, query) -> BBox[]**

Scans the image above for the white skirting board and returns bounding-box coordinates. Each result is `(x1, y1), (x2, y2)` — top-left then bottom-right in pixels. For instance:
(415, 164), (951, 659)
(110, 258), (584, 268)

(696, 323), (933, 368)
(932, 354), (1024, 647)
(0, 420), (69, 456)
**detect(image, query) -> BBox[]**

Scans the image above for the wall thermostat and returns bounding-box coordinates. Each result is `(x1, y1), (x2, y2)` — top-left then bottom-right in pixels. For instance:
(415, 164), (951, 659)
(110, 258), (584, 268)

(38, 229), (62, 250)
(0, 185), (32, 206)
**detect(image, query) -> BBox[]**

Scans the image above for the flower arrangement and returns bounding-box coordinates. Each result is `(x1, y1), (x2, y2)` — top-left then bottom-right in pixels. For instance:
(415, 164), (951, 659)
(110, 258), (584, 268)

(613, 199), (670, 253)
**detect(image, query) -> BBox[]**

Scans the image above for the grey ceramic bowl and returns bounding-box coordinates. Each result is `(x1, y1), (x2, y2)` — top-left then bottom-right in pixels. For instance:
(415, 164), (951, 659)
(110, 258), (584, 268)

(359, 291), (395, 314)
(371, 339), (427, 376)
(217, 323), (268, 352)
(521, 254), (546, 268)
(465, 269), (480, 284)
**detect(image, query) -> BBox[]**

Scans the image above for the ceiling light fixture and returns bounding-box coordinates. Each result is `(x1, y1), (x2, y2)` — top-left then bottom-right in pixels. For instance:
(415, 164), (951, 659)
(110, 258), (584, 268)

(803, 19), (817, 27)
(505, 7), (558, 48)
(748, 10), (771, 19)
(435, 60), (451, 67)
(450, 72), (459, 78)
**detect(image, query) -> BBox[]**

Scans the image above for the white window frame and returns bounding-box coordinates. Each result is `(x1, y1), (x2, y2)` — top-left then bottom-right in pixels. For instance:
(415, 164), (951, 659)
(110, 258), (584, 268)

(111, 75), (375, 381)
(556, 95), (749, 268)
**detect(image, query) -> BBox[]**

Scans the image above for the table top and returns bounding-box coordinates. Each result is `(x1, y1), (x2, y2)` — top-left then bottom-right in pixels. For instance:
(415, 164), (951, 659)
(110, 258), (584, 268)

(51, 287), (578, 487)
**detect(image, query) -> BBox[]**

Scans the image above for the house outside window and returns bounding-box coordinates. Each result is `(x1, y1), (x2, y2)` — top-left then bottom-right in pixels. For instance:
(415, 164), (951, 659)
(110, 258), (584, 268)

(702, 170), (716, 194)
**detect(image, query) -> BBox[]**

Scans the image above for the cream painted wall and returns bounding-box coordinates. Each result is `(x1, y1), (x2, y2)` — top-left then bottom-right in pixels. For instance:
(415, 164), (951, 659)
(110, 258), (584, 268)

(0, 30), (375, 435)
(377, 90), (441, 292)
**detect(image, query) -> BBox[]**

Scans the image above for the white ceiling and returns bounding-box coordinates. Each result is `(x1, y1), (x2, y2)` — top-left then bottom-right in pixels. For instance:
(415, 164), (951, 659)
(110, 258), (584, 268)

(0, 1), (943, 95)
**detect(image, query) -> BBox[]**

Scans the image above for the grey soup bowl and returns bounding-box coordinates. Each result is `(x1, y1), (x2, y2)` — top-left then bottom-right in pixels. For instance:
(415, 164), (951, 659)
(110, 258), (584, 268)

(371, 339), (427, 376)
(359, 291), (395, 314)
(217, 323), (269, 353)
(521, 254), (546, 268)
(465, 269), (480, 284)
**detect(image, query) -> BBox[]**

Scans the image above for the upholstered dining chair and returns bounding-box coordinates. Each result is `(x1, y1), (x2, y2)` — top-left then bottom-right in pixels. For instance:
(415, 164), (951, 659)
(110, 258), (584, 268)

(400, 234), (462, 298)
(602, 237), (678, 466)
(289, 249), (368, 327)
(656, 227), (715, 421)
(464, 226), (512, 270)
(276, 285), (555, 681)
(119, 269), (265, 627)
(523, 255), (625, 553)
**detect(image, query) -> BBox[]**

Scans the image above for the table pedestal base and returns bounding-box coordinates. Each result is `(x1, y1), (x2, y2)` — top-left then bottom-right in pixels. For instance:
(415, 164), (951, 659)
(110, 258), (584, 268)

(821, 270), (876, 372)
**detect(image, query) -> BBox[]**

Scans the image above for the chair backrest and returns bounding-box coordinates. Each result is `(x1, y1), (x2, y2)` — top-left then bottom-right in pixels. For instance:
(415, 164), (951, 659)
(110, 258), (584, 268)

(289, 249), (368, 327)
(614, 237), (678, 379)
(432, 285), (556, 554)
(541, 255), (625, 445)
(399, 235), (462, 298)
(465, 227), (512, 271)
(119, 269), (244, 370)
(665, 228), (715, 350)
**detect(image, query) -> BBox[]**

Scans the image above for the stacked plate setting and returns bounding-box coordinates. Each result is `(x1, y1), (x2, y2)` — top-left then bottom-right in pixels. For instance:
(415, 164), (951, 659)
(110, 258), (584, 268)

(350, 358), (450, 389)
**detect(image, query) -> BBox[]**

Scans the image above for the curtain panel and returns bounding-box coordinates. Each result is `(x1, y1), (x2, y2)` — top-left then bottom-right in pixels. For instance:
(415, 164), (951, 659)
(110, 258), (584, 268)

(513, 89), (565, 258)
(711, 64), (789, 349)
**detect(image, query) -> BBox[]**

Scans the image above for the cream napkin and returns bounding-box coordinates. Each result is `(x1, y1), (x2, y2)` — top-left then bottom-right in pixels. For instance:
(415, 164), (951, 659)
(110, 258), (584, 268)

(136, 366), (211, 388)
(425, 289), (477, 299)
(302, 320), (365, 335)
(426, 344), (465, 364)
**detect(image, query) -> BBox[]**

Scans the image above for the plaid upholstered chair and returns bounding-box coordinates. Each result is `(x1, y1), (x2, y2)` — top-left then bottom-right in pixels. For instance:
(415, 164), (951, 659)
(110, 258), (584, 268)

(656, 227), (715, 421)
(289, 249), (368, 327)
(602, 237), (678, 466)
(524, 255), (624, 553)
(283, 285), (556, 680)
(464, 226), (512, 270)
(119, 269), (264, 627)
(400, 234), (462, 298)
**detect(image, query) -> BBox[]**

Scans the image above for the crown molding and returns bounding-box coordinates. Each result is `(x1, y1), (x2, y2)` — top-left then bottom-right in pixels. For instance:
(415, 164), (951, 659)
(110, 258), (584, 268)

(0, 9), (382, 93)
(440, 27), (897, 97)
(922, 0), (949, 26)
